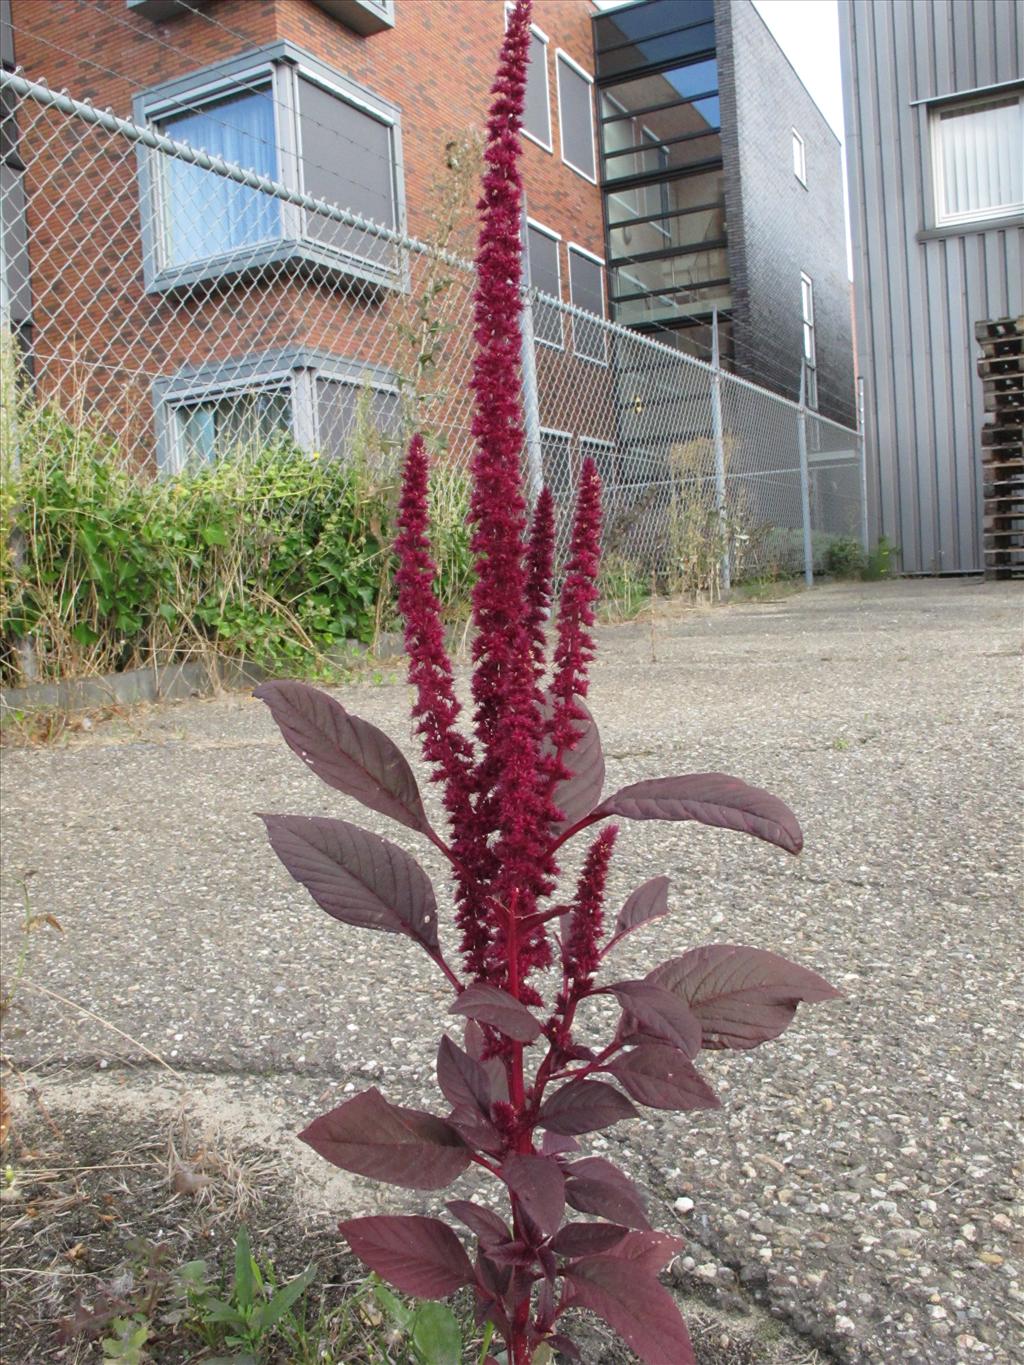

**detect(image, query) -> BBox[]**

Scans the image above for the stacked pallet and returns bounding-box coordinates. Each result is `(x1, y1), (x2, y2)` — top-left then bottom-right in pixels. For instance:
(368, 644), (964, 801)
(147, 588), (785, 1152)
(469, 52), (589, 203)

(977, 315), (1024, 579)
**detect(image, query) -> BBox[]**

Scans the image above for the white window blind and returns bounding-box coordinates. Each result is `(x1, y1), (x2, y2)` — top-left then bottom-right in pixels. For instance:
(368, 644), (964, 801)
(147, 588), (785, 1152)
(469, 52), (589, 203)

(932, 94), (1023, 226)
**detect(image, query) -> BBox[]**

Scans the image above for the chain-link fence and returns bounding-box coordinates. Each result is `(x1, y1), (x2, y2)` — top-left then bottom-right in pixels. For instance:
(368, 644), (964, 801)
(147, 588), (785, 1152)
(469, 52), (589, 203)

(1, 68), (864, 593)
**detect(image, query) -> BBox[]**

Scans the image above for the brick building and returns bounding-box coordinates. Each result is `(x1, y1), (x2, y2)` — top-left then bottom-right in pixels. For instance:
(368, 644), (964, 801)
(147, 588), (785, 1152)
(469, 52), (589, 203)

(2, 0), (612, 473)
(1, 0), (855, 480)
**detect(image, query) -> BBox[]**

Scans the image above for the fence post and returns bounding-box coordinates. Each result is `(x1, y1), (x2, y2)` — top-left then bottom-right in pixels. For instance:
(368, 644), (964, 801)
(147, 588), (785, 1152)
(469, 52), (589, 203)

(711, 310), (730, 594)
(857, 374), (869, 552)
(798, 359), (814, 586)
(519, 206), (544, 504)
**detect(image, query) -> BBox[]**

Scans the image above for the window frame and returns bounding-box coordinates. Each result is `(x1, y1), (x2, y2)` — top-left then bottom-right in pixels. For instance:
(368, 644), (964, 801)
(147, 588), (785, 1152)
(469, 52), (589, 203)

(800, 271), (818, 411)
(792, 128), (806, 186)
(567, 242), (609, 367)
(505, 3), (553, 153)
(152, 348), (399, 473)
(555, 48), (597, 184)
(525, 217), (564, 351)
(927, 89), (1024, 229)
(134, 41), (406, 295)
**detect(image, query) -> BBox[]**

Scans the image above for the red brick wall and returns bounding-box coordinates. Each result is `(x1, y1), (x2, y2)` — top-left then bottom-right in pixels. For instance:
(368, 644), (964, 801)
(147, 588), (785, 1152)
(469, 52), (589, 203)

(9, 0), (605, 463)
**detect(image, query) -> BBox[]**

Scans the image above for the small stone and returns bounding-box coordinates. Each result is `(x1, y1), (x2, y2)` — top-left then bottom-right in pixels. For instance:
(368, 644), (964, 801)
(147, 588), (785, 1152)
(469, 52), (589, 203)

(835, 1315), (856, 1333)
(978, 1252), (1004, 1266)
(696, 1263), (718, 1281)
(929, 1305), (948, 1321)
(961, 1223), (977, 1242)
(674, 1197), (695, 1215)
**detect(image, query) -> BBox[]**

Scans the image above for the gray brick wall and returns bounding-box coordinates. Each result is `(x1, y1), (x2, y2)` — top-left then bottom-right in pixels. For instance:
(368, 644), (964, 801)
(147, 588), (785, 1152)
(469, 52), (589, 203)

(718, 0), (855, 426)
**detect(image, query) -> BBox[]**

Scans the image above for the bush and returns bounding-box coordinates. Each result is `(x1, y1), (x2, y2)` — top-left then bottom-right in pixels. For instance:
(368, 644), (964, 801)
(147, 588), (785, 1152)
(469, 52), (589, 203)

(825, 536), (867, 578)
(0, 397), (473, 687)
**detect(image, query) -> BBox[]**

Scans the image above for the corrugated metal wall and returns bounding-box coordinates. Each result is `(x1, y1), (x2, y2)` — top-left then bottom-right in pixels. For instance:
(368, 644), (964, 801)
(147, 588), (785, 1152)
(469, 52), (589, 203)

(840, 0), (1023, 574)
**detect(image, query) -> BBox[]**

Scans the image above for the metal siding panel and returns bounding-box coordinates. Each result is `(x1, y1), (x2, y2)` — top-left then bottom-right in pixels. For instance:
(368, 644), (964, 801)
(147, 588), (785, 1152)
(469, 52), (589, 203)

(893, 1), (939, 570)
(923, 241), (958, 567)
(994, 0), (1022, 84)
(950, 0), (979, 91)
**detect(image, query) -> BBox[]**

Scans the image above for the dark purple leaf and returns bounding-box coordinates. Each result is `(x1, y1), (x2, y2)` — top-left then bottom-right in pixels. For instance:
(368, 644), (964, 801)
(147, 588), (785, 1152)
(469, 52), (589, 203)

(299, 1088), (469, 1190)
(647, 945), (841, 1050)
(537, 1079), (637, 1135)
(446, 1200), (511, 1250)
(549, 1222), (631, 1258)
(436, 1037), (494, 1124)
(255, 681), (431, 835)
(543, 693), (605, 830)
(540, 1131), (580, 1157)
(603, 980), (702, 1057)
(564, 1254), (696, 1365)
(605, 1046), (720, 1112)
(606, 876), (671, 950)
(594, 773), (803, 854)
(564, 1157), (650, 1231)
(260, 814), (438, 951)
(613, 1229), (685, 1273)
(476, 1251), (512, 1303)
(450, 984), (542, 1043)
(340, 1215), (473, 1298)
(502, 1154), (566, 1237)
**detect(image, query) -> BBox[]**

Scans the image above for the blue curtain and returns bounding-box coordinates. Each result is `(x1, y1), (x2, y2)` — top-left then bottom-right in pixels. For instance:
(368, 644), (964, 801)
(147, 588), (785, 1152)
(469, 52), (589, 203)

(161, 88), (280, 267)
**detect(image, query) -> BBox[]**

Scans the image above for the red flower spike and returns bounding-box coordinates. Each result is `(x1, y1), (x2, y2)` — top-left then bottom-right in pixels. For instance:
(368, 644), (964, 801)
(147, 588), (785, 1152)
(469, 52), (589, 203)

(563, 825), (618, 991)
(525, 486), (555, 679)
(464, 0), (555, 978)
(549, 457), (603, 758)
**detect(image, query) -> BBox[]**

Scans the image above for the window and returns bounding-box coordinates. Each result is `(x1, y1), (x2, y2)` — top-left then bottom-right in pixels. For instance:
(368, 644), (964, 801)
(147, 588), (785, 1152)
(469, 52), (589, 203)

(800, 272), (817, 410)
(153, 350), (400, 472)
(135, 42), (404, 292)
(556, 51), (596, 181)
(930, 92), (1023, 226)
(525, 220), (563, 348)
(540, 428), (574, 502)
(506, 4), (551, 150)
(792, 128), (806, 185)
(568, 244), (608, 364)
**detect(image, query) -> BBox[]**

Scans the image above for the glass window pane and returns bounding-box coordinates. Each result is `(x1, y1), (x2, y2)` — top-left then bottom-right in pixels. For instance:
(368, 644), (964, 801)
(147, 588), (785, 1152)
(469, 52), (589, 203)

(159, 87), (280, 267)
(524, 30), (550, 145)
(612, 277), (731, 326)
(596, 22), (716, 81)
(299, 76), (396, 266)
(176, 385), (292, 465)
(569, 250), (606, 363)
(604, 130), (721, 180)
(611, 247), (728, 297)
(540, 430), (574, 501)
(316, 377), (400, 461)
(609, 201), (725, 259)
(558, 58), (595, 179)
(595, 0), (713, 50)
(527, 225), (563, 346)
(601, 63), (717, 127)
(935, 96), (1023, 221)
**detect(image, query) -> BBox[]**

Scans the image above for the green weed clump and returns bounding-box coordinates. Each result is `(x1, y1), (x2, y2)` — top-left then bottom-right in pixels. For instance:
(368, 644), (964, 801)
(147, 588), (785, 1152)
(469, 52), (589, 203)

(0, 396), (473, 688)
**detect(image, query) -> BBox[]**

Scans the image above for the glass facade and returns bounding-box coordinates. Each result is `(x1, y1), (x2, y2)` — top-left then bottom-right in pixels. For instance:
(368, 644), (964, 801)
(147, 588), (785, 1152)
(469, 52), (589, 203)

(593, 0), (729, 355)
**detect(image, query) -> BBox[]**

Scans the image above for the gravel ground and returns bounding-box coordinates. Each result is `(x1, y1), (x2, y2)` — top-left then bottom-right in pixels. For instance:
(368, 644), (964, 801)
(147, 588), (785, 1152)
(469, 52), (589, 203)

(2, 578), (1022, 1363)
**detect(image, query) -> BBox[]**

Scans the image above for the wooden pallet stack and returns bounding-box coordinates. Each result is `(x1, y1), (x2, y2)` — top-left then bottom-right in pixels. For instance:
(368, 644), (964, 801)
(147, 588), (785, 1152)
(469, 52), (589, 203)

(977, 315), (1024, 579)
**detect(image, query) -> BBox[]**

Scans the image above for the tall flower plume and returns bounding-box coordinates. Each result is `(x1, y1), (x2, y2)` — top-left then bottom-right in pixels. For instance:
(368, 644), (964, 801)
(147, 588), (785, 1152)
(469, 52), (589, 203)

(465, 0), (555, 981)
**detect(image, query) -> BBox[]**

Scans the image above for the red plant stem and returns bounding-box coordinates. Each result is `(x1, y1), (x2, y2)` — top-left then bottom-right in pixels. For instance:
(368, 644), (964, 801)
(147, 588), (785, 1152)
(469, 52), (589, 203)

(426, 947), (464, 994)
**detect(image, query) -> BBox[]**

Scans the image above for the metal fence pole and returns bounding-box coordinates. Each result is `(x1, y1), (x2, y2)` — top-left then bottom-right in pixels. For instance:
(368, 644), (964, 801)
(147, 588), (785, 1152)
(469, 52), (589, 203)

(519, 206), (544, 504)
(711, 310), (730, 594)
(798, 359), (814, 586)
(857, 374), (869, 552)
